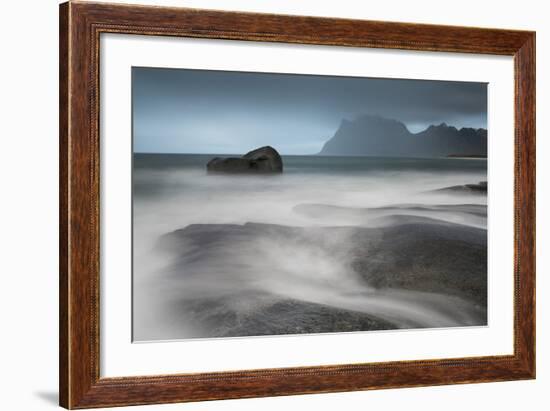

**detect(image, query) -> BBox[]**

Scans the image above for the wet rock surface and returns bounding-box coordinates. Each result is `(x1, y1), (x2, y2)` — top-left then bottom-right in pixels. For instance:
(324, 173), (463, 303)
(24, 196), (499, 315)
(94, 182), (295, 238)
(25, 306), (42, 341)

(154, 214), (487, 339)
(433, 181), (487, 195)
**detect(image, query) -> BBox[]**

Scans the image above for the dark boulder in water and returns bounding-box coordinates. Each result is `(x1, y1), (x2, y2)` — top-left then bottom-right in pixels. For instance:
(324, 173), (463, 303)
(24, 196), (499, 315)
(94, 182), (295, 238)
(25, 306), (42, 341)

(206, 157), (252, 173)
(207, 146), (283, 174)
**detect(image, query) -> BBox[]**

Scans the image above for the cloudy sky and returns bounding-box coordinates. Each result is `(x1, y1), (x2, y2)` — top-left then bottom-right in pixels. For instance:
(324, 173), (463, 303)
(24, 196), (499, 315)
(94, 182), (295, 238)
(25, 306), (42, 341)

(133, 67), (487, 155)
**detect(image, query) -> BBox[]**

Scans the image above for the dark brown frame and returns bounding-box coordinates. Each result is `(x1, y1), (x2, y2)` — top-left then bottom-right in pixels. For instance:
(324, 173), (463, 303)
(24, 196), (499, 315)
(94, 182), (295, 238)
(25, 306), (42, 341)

(59, 1), (536, 409)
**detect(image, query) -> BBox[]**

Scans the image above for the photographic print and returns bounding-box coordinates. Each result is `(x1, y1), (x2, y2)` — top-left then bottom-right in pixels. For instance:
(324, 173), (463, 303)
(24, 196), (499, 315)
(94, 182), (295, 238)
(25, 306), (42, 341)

(132, 67), (488, 342)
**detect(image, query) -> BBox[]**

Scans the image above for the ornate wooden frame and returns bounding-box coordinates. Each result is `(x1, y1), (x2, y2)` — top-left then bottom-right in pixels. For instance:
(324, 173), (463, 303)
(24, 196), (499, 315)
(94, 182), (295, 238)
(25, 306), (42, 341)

(59, 1), (536, 408)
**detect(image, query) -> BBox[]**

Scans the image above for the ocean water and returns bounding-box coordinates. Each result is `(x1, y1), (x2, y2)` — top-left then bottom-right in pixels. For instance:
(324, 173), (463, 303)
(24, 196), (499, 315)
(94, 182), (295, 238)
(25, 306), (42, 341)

(132, 154), (488, 341)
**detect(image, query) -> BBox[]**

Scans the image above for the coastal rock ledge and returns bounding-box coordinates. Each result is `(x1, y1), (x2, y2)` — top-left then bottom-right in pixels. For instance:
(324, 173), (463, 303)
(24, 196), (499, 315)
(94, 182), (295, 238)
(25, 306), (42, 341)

(207, 146), (283, 174)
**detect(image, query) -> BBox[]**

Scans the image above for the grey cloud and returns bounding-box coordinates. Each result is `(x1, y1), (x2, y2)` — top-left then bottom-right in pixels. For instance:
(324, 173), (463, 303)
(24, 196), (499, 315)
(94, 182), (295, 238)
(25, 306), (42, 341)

(133, 67), (487, 154)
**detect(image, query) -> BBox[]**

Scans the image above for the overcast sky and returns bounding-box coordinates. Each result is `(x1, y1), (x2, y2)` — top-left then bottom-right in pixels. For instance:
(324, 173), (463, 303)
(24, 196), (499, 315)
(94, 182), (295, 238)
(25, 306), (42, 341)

(133, 67), (487, 155)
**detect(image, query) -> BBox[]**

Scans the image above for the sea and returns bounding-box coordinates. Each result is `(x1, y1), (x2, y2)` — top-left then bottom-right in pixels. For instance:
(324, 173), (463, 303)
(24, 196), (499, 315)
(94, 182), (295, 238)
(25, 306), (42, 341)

(132, 153), (487, 341)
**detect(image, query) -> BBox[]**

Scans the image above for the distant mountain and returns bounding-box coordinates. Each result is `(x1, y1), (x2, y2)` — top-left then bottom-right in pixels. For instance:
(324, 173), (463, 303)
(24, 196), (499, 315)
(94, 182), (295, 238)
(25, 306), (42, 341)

(318, 114), (487, 158)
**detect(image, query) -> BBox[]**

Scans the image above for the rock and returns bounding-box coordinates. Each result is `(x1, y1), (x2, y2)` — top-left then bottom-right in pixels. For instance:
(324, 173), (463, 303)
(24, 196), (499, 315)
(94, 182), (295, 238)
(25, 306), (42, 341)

(155, 218), (487, 338)
(293, 202), (487, 227)
(242, 146), (283, 172)
(434, 181), (487, 195)
(206, 157), (253, 173)
(207, 146), (283, 174)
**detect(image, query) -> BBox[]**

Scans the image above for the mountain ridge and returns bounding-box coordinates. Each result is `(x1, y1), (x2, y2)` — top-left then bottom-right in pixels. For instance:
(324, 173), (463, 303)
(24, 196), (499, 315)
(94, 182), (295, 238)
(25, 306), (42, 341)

(318, 114), (487, 158)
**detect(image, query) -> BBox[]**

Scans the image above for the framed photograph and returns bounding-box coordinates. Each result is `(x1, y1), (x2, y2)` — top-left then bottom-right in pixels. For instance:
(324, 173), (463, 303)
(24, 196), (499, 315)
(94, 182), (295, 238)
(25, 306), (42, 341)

(59, 1), (535, 409)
